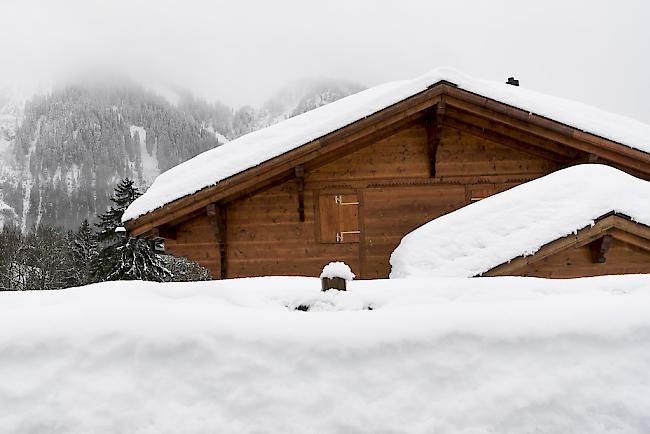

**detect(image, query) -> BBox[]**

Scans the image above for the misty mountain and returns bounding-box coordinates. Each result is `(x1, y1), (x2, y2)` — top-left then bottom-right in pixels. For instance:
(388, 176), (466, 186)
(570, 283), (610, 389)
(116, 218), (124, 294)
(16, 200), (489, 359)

(0, 82), (224, 231)
(0, 78), (364, 231)
(232, 78), (365, 137)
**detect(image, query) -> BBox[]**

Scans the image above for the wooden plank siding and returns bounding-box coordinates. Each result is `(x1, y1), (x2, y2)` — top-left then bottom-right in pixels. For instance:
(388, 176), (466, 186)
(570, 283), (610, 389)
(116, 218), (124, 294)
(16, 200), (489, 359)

(164, 214), (222, 275)
(164, 117), (568, 279)
(506, 237), (650, 278)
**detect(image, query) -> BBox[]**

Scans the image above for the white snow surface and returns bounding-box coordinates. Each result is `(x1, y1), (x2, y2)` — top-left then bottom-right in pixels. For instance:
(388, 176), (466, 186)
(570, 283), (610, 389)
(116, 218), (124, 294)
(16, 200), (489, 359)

(122, 67), (650, 222)
(129, 125), (159, 185)
(3, 275), (650, 433)
(390, 164), (650, 279)
(204, 125), (229, 144)
(0, 199), (12, 212)
(320, 261), (355, 280)
(0, 197), (17, 231)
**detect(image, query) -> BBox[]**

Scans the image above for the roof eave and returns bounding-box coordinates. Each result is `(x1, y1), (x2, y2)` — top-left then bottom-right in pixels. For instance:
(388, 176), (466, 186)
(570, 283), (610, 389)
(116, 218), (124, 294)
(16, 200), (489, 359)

(125, 83), (650, 236)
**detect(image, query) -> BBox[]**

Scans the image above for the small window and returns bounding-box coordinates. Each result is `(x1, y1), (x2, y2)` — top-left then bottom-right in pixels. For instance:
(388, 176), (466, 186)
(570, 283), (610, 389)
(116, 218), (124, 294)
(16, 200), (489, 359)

(467, 185), (496, 203)
(319, 194), (360, 243)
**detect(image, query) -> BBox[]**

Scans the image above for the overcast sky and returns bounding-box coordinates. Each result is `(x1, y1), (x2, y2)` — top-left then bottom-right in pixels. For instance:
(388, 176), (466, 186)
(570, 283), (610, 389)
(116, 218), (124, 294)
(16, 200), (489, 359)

(1, 0), (649, 122)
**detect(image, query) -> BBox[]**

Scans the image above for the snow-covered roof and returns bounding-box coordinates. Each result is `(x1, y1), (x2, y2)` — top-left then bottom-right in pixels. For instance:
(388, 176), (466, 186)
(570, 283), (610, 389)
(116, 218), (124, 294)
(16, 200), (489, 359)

(390, 164), (650, 278)
(123, 67), (650, 222)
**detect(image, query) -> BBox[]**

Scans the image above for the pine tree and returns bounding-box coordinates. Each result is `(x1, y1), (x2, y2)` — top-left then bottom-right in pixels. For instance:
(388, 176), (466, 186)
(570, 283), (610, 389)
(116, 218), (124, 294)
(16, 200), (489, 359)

(161, 255), (211, 282)
(71, 219), (99, 286)
(97, 237), (171, 281)
(96, 178), (142, 243)
(92, 179), (171, 282)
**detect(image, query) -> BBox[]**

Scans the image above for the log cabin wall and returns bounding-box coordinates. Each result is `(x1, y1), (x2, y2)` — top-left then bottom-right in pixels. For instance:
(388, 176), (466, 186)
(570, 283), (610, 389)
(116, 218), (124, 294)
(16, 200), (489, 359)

(165, 115), (567, 279)
(164, 214), (222, 275)
(507, 237), (650, 278)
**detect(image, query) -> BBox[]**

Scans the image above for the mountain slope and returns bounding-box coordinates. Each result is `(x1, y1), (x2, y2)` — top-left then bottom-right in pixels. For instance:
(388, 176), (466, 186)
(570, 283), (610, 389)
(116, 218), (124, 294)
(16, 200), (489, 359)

(0, 77), (364, 231)
(232, 78), (365, 137)
(0, 83), (225, 230)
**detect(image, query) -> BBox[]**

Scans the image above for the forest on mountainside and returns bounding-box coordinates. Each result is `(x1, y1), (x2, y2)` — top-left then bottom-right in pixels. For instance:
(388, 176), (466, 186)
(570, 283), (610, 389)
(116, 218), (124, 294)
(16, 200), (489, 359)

(1, 83), (223, 231)
(0, 78), (364, 231)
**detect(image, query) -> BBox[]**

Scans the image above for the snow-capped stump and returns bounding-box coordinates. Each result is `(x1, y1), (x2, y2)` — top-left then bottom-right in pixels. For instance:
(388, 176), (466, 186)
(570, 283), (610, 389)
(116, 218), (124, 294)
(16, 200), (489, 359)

(114, 226), (127, 238)
(320, 261), (355, 291)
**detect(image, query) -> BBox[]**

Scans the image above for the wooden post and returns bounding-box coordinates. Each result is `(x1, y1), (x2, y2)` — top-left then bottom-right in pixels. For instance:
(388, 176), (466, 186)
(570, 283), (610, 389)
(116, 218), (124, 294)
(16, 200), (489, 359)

(425, 100), (446, 178)
(150, 225), (177, 240)
(590, 234), (613, 263)
(321, 276), (346, 291)
(295, 165), (305, 222)
(207, 203), (227, 279)
(587, 153), (600, 163)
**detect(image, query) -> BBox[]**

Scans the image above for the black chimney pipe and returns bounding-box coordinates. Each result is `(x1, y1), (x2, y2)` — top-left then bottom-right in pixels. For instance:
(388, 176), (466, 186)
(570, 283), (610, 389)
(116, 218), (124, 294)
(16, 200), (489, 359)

(506, 77), (519, 86)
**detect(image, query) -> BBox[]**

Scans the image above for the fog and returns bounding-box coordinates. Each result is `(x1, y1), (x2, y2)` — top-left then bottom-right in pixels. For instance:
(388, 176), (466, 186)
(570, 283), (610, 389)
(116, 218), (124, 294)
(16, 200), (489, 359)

(1, 0), (649, 121)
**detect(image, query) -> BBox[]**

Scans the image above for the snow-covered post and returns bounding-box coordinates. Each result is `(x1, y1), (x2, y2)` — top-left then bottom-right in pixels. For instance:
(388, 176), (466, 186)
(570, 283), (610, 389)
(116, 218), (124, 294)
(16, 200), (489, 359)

(114, 226), (127, 239)
(320, 262), (355, 291)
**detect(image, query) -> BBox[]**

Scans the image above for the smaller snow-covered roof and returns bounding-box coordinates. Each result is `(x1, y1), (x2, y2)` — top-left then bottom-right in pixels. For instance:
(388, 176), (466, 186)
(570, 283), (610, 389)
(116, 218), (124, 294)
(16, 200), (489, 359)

(123, 67), (650, 223)
(390, 165), (650, 279)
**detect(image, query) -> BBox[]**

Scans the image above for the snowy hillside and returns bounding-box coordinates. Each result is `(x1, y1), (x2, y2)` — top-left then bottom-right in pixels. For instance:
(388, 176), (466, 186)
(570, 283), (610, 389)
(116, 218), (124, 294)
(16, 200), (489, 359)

(0, 88), (24, 231)
(0, 197), (18, 231)
(0, 83), (227, 230)
(231, 78), (365, 137)
(0, 78), (361, 231)
(1, 275), (650, 433)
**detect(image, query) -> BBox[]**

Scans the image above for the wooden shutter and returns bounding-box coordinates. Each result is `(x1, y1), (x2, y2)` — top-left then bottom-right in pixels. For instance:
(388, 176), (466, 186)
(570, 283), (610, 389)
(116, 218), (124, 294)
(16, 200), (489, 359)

(319, 194), (360, 243)
(319, 194), (340, 243)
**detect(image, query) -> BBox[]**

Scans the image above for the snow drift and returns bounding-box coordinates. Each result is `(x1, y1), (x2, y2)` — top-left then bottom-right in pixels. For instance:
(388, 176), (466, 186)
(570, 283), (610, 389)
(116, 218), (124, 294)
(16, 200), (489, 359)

(390, 164), (650, 279)
(2, 275), (650, 433)
(122, 67), (650, 222)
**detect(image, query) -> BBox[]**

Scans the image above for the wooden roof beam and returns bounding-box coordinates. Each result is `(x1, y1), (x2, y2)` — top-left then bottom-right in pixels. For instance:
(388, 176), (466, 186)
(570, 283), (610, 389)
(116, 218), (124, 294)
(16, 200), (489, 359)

(443, 116), (569, 164)
(608, 229), (650, 253)
(425, 100), (446, 177)
(589, 234), (613, 263)
(445, 106), (581, 159)
(295, 165), (305, 222)
(444, 91), (650, 175)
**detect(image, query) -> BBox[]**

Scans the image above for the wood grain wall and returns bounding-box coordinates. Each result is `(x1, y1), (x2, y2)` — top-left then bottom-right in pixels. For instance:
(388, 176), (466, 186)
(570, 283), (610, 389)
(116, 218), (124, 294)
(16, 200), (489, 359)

(166, 118), (568, 279)
(508, 237), (650, 278)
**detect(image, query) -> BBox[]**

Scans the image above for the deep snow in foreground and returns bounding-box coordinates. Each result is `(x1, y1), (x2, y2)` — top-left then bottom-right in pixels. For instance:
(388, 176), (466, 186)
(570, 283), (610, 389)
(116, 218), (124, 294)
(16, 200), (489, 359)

(2, 275), (650, 433)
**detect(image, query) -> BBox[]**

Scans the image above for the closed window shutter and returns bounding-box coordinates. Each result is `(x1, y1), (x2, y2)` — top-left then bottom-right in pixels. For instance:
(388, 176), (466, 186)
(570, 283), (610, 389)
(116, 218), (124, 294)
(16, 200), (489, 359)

(319, 194), (360, 243)
(319, 195), (339, 243)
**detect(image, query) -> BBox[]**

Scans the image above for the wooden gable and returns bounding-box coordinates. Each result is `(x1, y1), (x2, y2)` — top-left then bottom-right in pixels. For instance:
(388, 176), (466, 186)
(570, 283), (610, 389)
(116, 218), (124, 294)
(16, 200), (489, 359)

(483, 213), (650, 278)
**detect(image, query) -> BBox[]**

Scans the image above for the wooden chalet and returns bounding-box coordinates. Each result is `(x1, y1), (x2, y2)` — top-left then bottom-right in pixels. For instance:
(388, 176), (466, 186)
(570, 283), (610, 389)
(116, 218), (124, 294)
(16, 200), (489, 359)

(123, 68), (650, 279)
